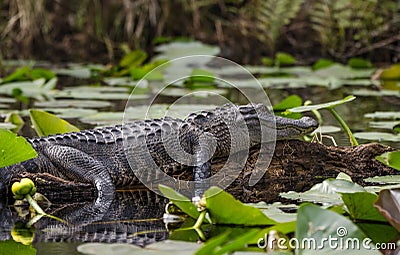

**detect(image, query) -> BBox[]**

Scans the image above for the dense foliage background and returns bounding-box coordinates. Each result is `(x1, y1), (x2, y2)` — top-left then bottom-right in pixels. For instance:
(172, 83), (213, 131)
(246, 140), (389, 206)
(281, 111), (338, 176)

(1, 0), (399, 64)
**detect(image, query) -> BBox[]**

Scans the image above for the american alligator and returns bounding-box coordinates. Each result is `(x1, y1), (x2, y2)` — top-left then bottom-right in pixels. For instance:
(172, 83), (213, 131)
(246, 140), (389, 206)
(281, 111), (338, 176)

(0, 104), (318, 200)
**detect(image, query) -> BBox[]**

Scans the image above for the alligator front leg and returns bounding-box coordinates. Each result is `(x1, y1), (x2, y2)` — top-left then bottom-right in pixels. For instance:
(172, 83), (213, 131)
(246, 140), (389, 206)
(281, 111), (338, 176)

(42, 145), (115, 204)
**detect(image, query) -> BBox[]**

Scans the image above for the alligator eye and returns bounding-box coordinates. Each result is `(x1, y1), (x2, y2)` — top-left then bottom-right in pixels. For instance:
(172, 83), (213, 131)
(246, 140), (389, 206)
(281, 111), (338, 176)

(194, 114), (208, 124)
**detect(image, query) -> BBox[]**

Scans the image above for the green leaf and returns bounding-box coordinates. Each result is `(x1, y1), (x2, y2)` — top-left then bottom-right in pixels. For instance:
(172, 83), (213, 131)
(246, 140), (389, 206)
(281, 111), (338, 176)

(379, 64), (400, 80)
(188, 69), (215, 83)
(0, 129), (37, 168)
(296, 204), (380, 254)
(28, 68), (56, 80)
(205, 186), (277, 225)
(0, 240), (36, 255)
(273, 95), (303, 111)
(376, 151), (400, 171)
(195, 231), (231, 255)
(1, 66), (30, 83)
(341, 192), (387, 222)
(280, 176), (365, 205)
(312, 59), (334, 70)
(129, 68), (148, 80)
(29, 109), (80, 137)
(347, 58), (372, 69)
(289, 95), (356, 113)
(275, 52), (296, 66)
(119, 50), (147, 68)
(158, 184), (200, 219)
(261, 57), (274, 67)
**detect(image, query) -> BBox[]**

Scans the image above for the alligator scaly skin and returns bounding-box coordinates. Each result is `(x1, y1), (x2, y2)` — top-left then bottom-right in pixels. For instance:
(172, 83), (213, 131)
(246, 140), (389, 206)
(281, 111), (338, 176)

(0, 104), (319, 199)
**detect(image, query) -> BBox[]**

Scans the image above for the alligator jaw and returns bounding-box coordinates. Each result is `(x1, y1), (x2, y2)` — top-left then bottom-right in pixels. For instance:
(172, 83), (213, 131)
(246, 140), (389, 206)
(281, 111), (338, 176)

(273, 116), (319, 140)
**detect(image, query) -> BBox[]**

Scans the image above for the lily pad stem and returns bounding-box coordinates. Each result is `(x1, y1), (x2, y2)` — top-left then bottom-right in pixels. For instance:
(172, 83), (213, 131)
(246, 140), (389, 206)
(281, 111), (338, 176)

(328, 107), (358, 146)
(25, 194), (68, 226)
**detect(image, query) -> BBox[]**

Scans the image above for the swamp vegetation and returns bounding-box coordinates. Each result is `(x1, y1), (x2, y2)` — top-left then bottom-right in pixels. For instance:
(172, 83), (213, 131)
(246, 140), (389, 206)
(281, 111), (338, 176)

(1, 1), (400, 254)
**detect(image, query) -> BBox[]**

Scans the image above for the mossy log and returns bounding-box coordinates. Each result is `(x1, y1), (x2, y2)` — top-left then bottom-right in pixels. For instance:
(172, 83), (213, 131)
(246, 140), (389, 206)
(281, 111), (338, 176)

(223, 140), (398, 202)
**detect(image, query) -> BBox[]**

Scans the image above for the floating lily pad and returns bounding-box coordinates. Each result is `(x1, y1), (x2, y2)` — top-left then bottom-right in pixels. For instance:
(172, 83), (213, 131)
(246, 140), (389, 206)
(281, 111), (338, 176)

(353, 132), (400, 142)
(0, 78), (57, 100)
(369, 121), (400, 130)
(314, 64), (375, 79)
(103, 77), (140, 86)
(77, 240), (201, 255)
(365, 111), (400, 120)
(154, 41), (220, 60)
(280, 175), (365, 205)
(54, 86), (138, 100)
(364, 175), (400, 184)
(34, 99), (112, 109)
(0, 122), (17, 130)
(353, 89), (399, 97)
(37, 108), (98, 119)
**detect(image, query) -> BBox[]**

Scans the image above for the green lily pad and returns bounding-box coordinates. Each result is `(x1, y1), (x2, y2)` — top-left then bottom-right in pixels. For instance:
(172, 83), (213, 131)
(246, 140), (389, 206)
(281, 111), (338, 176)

(312, 59), (335, 70)
(353, 132), (400, 142)
(369, 121), (400, 131)
(0, 122), (17, 130)
(250, 202), (297, 223)
(314, 64), (375, 79)
(205, 186), (277, 225)
(296, 204), (380, 254)
(0, 78), (57, 100)
(341, 192), (387, 222)
(158, 184), (200, 219)
(78, 240), (201, 255)
(37, 108), (98, 119)
(0, 240), (36, 255)
(364, 175), (400, 184)
(34, 99), (112, 109)
(376, 151), (400, 170)
(280, 176), (365, 205)
(365, 111), (400, 120)
(0, 129), (37, 168)
(379, 64), (400, 80)
(154, 41), (220, 59)
(29, 109), (80, 137)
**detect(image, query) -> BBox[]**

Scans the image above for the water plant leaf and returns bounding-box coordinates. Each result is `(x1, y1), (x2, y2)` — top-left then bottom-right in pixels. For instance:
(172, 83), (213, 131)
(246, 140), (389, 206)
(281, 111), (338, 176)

(379, 64), (400, 80)
(158, 184), (200, 219)
(341, 192), (387, 222)
(312, 59), (334, 70)
(376, 151), (400, 171)
(28, 68), (56, 80)
(261, 57), (274, 66)
(289, 95), (356, 112)
(280, 175), (365, 205)
(273, 95), (303, 111)
(29, 109), (79, 137)
(5, 112), (24, 133)
(374, 188), (400, 232)
(1, 66), (30, 83)
(347, 58), (372, 69)
(364, 175), (400, 184)
(354, 132), (400, 142)
(34, 99), (112, 109)
(78, 240), (201, 255)
(197, 229), (261, 255)
(205, 186), (277, 225)
(119, 50), (147, 68)
(0, 240), (36, 255)
(0, 129), (37, 168)
(275, 52), (295, 66)
(296, 204), (379, 254)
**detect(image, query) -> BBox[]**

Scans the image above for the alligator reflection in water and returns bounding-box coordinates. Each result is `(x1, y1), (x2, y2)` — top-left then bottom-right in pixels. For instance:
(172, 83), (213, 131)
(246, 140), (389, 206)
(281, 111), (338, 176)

(0, 189), (169, 251)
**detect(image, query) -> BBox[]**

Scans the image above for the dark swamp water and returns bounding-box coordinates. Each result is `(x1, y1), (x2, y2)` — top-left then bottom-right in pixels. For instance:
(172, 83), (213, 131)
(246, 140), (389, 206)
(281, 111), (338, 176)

(1, 42), (400, 254)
